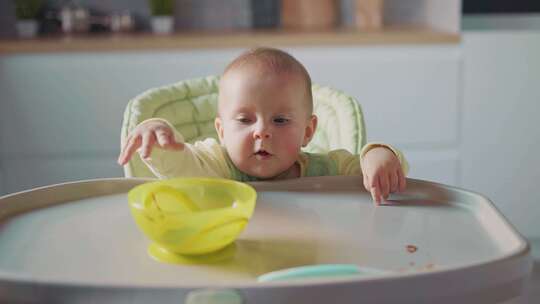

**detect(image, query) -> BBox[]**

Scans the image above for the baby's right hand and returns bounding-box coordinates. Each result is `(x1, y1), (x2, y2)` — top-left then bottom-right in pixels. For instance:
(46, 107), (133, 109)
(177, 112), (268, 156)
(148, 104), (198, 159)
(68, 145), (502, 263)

(117, 119), (184, 166)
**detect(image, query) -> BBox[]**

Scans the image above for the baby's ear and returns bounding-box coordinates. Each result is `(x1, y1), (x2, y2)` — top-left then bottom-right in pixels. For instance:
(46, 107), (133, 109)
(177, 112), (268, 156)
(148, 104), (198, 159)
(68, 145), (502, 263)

(302, 114), (318, 147)
(214, 117), (225, 143)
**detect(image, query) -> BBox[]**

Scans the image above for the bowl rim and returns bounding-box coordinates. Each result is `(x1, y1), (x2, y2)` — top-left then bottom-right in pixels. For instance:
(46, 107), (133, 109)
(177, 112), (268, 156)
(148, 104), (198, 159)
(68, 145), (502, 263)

(128, 177), (257, 214)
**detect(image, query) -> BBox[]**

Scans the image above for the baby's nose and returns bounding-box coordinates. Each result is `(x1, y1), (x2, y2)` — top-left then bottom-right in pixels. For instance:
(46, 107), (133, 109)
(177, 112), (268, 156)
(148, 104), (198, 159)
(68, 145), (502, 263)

(253, 125), (271, 139)
(254, 131), (271, 139)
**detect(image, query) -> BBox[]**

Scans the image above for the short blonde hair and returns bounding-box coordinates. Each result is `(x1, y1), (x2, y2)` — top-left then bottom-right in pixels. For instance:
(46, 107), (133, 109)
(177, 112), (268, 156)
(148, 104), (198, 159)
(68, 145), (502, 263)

(222, 47), (313, 114)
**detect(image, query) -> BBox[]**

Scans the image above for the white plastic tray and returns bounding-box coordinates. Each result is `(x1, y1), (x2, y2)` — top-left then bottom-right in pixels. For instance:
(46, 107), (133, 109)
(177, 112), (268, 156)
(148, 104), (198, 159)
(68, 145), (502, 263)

(0, 176), (532, 304)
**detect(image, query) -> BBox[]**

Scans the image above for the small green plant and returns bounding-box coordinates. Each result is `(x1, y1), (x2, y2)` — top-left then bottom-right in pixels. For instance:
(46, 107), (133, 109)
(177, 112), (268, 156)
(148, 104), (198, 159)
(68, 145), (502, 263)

(14, 0), (43, 20)
(149, 0), (174, 16)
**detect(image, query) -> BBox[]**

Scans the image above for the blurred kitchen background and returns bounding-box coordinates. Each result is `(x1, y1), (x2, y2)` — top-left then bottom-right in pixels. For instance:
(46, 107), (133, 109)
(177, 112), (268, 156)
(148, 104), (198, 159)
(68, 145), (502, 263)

(1, 0), (540, 302)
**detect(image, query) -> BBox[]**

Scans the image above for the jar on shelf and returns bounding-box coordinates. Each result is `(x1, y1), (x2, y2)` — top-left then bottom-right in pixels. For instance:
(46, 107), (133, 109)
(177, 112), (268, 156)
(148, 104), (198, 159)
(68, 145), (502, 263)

(60, 3), (89, 33)
(355, 0), (384, 30)
(281, 0), (339, 30)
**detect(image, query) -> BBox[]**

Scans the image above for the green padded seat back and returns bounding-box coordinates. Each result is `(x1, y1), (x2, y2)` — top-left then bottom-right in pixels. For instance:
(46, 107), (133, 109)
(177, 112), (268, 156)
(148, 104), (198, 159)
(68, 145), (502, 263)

(121, 76), (366, 178)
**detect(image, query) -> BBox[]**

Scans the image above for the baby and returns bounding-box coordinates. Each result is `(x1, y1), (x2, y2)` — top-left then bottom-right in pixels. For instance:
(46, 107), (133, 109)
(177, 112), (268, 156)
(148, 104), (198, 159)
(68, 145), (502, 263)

(118, 47), (408, 204)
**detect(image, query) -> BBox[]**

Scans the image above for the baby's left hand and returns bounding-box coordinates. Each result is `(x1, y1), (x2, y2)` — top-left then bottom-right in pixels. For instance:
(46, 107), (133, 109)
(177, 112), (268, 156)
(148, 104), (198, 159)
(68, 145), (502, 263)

(361, 147), (406, 205)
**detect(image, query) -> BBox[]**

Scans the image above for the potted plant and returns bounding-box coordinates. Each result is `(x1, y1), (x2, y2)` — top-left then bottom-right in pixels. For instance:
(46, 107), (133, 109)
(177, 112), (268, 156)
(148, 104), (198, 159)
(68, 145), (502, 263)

(14, 0), (43, 38)
(148, 0), (174, 34)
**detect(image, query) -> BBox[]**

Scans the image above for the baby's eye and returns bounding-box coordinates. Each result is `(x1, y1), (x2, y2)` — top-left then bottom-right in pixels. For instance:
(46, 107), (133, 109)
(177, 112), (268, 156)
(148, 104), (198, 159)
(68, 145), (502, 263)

(236, 117), (252, 124)
(273, 117), (289, 125)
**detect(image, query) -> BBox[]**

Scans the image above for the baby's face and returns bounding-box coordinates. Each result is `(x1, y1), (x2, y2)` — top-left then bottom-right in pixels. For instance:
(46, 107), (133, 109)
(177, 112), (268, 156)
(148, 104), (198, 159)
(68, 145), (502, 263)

(215, 66), (316, 178)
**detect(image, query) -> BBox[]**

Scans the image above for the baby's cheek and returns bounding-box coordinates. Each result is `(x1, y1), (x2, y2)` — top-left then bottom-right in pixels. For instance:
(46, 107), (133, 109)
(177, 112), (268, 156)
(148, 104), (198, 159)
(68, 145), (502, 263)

(281, 136), (303, 155)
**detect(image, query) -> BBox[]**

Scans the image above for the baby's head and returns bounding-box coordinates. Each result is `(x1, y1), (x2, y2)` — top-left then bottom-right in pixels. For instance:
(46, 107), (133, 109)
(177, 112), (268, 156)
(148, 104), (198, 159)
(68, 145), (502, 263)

(215, 47), (317, 179)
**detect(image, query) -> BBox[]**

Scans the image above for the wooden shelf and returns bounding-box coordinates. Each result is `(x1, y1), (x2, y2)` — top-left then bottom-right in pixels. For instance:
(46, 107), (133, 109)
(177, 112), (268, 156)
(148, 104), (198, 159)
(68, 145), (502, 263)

(0, 27), (460, 54)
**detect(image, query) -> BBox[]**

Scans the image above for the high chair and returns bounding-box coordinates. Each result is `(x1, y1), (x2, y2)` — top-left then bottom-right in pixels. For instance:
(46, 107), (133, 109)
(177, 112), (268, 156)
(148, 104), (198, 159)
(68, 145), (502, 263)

(121, 76), (366, 178)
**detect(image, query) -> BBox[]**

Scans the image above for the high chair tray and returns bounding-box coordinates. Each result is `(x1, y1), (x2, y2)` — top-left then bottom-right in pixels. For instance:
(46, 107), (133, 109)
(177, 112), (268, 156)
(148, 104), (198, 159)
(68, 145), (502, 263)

(0, 176), (532, 304)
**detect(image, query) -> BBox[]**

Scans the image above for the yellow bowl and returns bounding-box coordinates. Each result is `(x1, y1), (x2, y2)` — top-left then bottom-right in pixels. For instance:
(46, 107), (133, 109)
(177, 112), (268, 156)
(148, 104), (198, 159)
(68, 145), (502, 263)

(128, 178), (256, 262)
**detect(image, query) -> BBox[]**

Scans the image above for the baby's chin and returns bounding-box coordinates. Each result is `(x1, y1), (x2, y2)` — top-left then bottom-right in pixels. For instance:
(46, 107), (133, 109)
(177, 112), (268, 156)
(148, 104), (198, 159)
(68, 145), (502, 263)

(238, 164), (285, 180)
(245, 164), (298, 180)
(245, 169), (282, 180)
(234, 158), (296, 180)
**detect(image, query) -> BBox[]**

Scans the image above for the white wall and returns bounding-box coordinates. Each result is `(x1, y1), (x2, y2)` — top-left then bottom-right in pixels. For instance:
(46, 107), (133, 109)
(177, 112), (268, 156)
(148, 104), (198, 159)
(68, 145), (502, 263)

(461, 19), (540, 303)
(289, 46), (461, 187)
(0, 45), (461, 194)
(0, 49), (240, 192)
(461, 31), (540, 240)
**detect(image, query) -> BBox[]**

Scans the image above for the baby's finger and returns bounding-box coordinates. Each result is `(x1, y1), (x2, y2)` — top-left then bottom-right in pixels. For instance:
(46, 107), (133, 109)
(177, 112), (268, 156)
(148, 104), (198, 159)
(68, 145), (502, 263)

(369, 172), (378, 190)
(140, 132), (156, 159)
(155, 129), (184, 150)
(118, 135), (141, 165)
(369, 177), (381, 204)
(117, 136), (131, 165)
(363, 174), (370, 192)
(371, 186), (381, 205)
(389, 170), (398, 193)
(379, 174), (390, 201)
(155, 129), (171, 147)
(397, 168), (407, 192)
(166, 133), (185, 150)
(120, 134), (133, 154)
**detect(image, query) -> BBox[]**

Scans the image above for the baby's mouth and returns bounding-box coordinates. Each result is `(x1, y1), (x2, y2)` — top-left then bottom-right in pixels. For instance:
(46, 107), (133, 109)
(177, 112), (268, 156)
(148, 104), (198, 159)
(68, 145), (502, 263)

(254, 149), (272, 157)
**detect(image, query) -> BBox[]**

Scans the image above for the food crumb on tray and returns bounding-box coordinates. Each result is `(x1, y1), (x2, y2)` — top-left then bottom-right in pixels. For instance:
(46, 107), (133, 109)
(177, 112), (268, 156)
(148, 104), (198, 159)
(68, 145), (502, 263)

(406, 245), (418, 253)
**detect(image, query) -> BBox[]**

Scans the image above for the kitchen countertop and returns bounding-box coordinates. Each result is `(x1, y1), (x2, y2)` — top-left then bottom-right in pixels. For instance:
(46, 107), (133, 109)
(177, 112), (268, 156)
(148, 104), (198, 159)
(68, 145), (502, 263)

(0, 26), (460, 54)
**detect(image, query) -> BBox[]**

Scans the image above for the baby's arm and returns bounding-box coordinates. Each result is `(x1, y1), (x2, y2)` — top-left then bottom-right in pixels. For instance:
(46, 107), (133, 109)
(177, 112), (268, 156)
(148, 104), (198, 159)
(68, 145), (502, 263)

(118, 118), (230, 179)
(117, 118), (184, 166)
(360, 143), (409, 204)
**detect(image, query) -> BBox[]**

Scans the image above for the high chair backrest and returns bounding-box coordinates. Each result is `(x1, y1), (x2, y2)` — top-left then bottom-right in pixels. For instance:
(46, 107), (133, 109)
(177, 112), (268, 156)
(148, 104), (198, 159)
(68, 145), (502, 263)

(121, 76), (366, 178)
